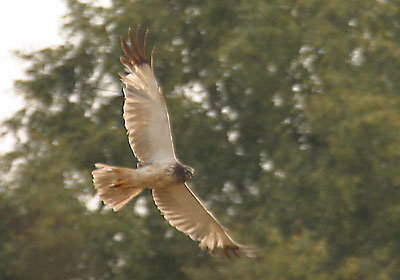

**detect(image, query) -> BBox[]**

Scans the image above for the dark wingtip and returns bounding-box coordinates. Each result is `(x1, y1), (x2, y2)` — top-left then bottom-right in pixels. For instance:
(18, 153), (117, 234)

(217, 244), (256, 260)
(120, 25), (151, 68)
(223, 246), (240, 260)
(151, 46), (156, 71)
(208, 245), (241, 260)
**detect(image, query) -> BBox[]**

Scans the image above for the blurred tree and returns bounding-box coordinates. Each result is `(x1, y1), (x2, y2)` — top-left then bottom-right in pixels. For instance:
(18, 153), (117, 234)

(1, 0), (400, 279)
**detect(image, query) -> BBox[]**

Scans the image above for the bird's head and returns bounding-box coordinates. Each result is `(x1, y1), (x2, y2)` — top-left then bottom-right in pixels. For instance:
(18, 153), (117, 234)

(173, 163), (194, 183)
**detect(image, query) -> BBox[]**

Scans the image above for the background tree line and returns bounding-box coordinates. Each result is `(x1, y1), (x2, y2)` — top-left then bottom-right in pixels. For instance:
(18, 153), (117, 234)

(1, 0), (399, 279)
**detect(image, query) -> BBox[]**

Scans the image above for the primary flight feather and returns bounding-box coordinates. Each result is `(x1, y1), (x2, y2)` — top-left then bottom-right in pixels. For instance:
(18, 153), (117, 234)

(92, 26), (251, 258)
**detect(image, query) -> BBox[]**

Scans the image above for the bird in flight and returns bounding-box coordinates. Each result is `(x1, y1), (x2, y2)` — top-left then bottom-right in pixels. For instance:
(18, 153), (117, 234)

(92, 26), (251, 259)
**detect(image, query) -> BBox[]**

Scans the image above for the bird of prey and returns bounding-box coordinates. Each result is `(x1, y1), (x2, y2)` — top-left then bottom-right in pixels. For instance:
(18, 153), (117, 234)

(92, 26), (250, 258)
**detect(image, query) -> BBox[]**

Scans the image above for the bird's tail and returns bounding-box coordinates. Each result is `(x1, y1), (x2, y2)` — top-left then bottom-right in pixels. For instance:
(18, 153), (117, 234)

(92, 163), (144, 211)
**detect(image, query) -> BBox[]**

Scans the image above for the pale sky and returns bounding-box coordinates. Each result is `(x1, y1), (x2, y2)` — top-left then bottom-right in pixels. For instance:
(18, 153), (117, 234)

(0, 0), (66, 152)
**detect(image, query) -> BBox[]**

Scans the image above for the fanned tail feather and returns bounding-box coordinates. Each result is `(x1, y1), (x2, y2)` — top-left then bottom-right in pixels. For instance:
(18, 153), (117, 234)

(92, 163), (143, 211)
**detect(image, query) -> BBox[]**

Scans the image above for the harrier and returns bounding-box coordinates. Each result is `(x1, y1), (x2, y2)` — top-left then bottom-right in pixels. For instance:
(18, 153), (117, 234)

(92, 26), (251, 258)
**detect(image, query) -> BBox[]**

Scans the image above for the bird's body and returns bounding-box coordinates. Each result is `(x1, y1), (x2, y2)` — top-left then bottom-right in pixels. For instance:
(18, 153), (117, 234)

(92, 26), (251, 258)
(93, 161), (193, 211)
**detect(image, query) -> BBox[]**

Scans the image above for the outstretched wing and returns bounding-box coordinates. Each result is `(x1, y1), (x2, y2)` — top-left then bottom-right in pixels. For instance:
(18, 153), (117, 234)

(119, 26), (176, 164)
(152, 183), (251, 258)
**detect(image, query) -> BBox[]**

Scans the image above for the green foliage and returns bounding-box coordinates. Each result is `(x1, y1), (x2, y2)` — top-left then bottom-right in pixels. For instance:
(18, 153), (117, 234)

(1, 0), (400, 279)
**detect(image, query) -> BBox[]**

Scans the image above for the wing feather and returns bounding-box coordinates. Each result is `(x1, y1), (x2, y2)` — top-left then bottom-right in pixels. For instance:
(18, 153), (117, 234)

(152, 183), (250, 258)
(119, 26), (176, 163)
